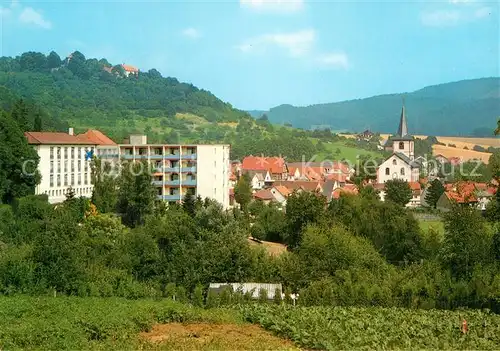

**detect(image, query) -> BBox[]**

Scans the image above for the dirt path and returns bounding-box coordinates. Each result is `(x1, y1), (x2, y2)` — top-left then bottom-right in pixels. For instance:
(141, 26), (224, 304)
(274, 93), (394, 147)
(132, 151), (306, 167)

(139, 322), (299, 350)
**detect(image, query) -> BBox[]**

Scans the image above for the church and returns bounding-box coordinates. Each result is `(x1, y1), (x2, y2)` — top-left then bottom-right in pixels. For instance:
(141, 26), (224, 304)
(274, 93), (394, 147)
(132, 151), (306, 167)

(377, 103), (421, 184)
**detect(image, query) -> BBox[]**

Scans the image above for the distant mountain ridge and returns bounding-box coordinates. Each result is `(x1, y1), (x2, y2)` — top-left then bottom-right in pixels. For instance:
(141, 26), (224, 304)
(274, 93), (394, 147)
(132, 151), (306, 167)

(253, 78), (500, 136)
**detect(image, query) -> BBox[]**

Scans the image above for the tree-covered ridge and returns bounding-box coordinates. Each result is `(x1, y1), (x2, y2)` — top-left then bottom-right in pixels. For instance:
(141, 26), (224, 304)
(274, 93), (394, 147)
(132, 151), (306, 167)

(262, 78), (500, 136)
(0, 51), (249, 125)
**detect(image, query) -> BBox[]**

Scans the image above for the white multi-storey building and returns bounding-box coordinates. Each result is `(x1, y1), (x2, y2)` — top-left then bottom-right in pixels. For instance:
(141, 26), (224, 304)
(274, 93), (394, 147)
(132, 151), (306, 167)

(25, 129), (99, 204)
(118, 135), (231, 209)
(26, 130), (231, 208)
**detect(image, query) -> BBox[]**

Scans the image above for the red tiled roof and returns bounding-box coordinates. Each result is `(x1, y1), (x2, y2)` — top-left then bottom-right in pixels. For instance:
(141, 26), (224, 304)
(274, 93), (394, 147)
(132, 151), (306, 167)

(325, 173), (348, 183)
(273, 185), (292, 197)
(77, 129), (117, 145)
(274, 180), (322, 192)
(25, 132), (96, 145)
(242, 156), (286, 174)
(332, 186), (358, 199)
(121, 64), (139, 72)
(254, 189), (275, 201)
(409, 182), (421, 191)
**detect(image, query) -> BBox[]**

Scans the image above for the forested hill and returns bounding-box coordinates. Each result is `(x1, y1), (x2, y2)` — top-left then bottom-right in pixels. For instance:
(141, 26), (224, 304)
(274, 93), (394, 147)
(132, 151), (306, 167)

(0, 51), (249, 128)
(261, 78), (500, 136)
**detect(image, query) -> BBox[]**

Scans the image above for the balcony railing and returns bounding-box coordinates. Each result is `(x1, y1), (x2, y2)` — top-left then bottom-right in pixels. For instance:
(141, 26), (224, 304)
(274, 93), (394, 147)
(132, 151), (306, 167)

(183, 179), (197, 186)
(158, 194), (181, 201)
(165, 154), (181, 159)
(150, 154), (164, 160)
(163, 167), (180, 173)
(152, 180), (164, 186)
(165, 180), (180, 186)
(182, 153), (197, 160)
(121, 154), (134, 159)
(181, 166), (197, 173)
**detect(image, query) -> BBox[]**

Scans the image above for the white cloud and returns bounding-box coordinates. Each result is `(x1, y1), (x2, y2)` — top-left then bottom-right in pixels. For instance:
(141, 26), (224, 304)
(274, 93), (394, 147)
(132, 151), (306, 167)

(236, 29), (349, 70)
(0, 0), (18, 17)
(182, 27), (201, 39)
(236, 29), (315, 57)
(19, 7), (52, 29)
(474, 6), (491, 19)
(448, 0), (475, 4)
(240, 0), (304, 14)
(421, 10), (461, 27)
(316, 52), (349, 69)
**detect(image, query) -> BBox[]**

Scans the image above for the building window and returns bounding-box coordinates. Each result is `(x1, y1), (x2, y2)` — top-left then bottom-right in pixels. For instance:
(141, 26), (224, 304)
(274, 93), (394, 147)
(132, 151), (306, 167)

(50, 175), (54, 187)
(392, 159), (397, 166)
(78, 160), (81, 172)
(57, 161), (61, 173)
(399, 142), (405, 150)
(50, 147), (54, 159)
(50, 161), (54, 173)
(71, 147), (75, 159)
(64, 160), (68, 173)
(78, 173), (82, 185)
(71, 173), (75, 186)
(400, 168), (405, 176)
(64, 147), (68, 159)
(84, 162), (88, 172)
(57, 174), (61, 186)
(84, 173), (88, 185)
(385, 168), (390, 175)
(64, 174), (68, 186)
(78, 147), (82, 159)
(71, 162), (75, 172)
(57, 147), (61, 159)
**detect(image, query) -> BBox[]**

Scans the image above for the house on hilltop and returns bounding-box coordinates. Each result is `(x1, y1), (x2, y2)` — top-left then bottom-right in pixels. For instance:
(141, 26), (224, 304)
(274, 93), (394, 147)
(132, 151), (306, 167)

(121, 64), (139, 77)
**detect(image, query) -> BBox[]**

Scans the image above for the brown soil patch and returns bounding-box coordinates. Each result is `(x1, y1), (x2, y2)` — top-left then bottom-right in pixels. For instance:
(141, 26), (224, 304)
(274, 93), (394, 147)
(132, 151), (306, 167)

(140, 322), (298, 350)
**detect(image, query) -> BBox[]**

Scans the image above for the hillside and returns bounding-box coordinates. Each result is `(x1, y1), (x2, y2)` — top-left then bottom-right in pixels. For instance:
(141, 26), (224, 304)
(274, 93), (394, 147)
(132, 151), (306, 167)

(0, 51), (249, 129)
(260, 78), (500, 136)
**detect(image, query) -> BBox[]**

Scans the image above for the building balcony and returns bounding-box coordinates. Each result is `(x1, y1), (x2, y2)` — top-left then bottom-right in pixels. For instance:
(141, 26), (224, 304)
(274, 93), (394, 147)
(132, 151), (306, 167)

(165, 180), (180, 186)
(181, 166), (197, 173)
(163, 167), (180, 173)
(182, 153), (197, 160)
(165, 154), (181, 160)
(183, 179), (197, 186)
(99, 154), (119, 159)
(150, 154), (164, 160)
(121, 154), (135, 159)
(152, 180), (164, 186)
(136, 154), (148, 159)
(158, 194), (181, 201)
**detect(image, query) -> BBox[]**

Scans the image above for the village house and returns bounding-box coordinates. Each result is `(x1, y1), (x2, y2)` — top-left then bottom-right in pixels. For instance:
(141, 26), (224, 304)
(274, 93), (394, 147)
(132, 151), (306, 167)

(437, 181), (496, 211)
(241, 156), (288, 181)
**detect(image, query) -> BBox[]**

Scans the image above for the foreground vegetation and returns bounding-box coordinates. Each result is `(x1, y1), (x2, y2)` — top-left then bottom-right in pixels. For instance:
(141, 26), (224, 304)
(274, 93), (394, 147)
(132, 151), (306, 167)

(242, 304), (500, 350)
(1, 296), (500, 350)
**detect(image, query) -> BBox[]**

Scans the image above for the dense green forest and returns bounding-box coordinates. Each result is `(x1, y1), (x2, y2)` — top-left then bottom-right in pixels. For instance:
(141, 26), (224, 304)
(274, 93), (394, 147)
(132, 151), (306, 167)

(258, 78), (500, 136)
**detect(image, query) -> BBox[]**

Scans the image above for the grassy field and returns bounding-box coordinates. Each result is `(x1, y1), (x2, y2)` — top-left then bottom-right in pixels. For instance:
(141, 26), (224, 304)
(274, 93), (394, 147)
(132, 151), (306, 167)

(419, 219), (445, 236)
(0, 296), (293, 351)
(315, 140), (382, 163)
(2, 296), (500, 350)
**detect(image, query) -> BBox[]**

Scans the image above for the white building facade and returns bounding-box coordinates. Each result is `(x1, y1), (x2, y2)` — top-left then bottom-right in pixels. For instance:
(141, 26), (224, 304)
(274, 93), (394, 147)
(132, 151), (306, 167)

(118, 135), (231, 209)
(25, 131), (98, 204)
(26, 131), (231, 208)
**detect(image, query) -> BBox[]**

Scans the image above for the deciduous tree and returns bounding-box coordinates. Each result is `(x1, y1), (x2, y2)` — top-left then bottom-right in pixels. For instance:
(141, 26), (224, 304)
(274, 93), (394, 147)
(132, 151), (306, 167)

(385, 179), (412, 207)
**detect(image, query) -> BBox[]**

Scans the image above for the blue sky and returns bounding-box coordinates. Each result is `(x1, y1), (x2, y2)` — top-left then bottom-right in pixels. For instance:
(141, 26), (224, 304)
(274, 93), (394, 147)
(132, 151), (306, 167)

(0, 0), (498, 110)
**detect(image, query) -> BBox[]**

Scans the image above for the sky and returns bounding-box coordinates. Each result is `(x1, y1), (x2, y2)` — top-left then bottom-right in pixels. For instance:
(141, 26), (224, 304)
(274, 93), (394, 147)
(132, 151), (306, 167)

(0, 0), (498, 110)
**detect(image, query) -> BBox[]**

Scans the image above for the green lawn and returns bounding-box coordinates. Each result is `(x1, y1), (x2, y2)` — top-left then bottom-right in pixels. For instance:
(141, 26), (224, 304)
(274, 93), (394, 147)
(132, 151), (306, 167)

(315, 140), (382, 163)
(419, 220), (445, 235)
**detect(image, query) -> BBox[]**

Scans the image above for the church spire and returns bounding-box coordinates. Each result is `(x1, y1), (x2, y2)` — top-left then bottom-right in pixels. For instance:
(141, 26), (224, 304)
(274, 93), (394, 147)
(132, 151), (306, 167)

(397, 96), (408, 137)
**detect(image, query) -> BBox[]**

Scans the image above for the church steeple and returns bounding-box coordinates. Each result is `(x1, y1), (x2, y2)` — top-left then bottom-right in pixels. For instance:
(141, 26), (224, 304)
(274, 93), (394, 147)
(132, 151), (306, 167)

(396, 96), (408, 137)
